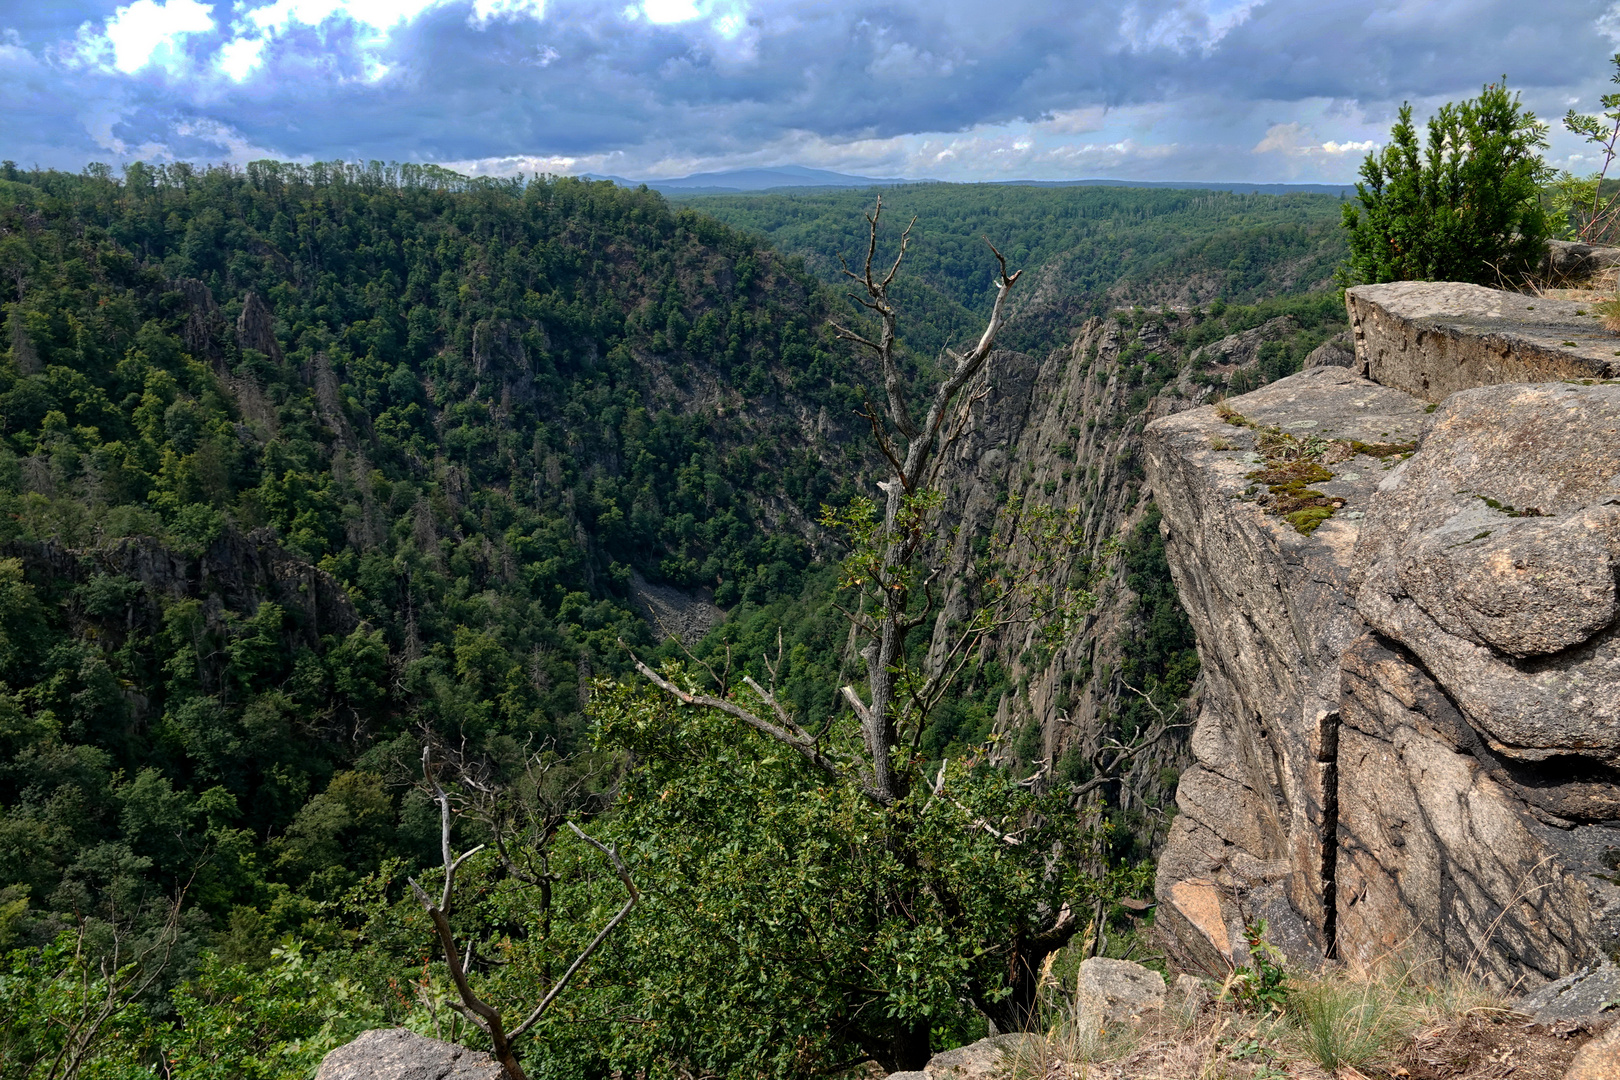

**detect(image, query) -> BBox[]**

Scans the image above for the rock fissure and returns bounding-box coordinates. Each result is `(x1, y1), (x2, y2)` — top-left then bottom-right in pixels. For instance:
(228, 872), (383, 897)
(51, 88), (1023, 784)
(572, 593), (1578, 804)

(1150, 282), (1620, 988)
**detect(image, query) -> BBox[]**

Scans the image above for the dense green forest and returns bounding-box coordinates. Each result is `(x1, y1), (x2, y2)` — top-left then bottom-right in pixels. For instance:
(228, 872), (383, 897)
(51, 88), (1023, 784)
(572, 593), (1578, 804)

(677, 183), (1349, 358)
(0, 163), (1353, 1079)
(0, 159), (875, 932)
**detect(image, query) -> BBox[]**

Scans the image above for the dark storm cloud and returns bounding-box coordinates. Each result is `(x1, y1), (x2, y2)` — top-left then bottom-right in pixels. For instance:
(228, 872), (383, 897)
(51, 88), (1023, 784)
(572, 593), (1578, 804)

(3, 1), (1618, 180)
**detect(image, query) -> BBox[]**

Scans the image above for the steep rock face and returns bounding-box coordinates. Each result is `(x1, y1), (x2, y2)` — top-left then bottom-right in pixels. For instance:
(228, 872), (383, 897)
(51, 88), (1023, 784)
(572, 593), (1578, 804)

(1151, 281), (1620, 987)
(1142, 366), (1429, 973)
(1338, 381), (1620, 984)
(928, 315), (1201, 815)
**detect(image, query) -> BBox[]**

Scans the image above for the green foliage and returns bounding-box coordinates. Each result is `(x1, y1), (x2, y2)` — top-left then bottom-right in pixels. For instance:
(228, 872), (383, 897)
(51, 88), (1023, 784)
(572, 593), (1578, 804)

(1339, 81), (1553, 286)
(577, 681), (1144, 1076)
(1287, 975), (1403, 1073)
(681, 184), (1347, 359)
(1551, 54), (1620, 243)
(0, 160), (855, 960)
(0, 931), (163, 1080)
(162, 942), (391, 1080)
(1227, 920), (1289, 1014)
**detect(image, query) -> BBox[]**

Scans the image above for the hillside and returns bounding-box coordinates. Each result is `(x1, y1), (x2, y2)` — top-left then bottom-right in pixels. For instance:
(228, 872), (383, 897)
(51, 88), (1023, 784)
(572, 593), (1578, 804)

(0, 166), (1359, 1077)
(675, 184), (1349, 359)
(0, 162), (872, 949)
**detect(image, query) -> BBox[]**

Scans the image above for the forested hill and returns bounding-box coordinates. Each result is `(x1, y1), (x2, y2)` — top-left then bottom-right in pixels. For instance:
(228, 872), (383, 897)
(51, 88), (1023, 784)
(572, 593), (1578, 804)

(0, 163), (865, 944)
(673, 183), (1349, 358)
(0, 163), (1355, 1010)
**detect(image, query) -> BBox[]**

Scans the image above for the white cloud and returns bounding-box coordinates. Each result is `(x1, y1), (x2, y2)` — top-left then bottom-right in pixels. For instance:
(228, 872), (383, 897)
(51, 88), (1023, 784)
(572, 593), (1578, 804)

(1599, 1), (1620, 44)
(1038, 107), (1108, 135)
(80, 0), (215, 75)
(1255, 121), (1376, 157)
(471, 0), (548, 24)
(642, 0), (702, 24)
(217, 36), (267, 81)
(242, 0), (444, 36)
(1119, 0), (1265, 55)
(1252, 121), (1309, 154)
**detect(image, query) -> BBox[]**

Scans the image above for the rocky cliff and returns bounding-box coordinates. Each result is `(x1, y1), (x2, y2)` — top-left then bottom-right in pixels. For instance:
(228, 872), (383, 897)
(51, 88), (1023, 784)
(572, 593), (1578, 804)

(920, 303), (1344, 848)
(1149, 282), (1620, 987)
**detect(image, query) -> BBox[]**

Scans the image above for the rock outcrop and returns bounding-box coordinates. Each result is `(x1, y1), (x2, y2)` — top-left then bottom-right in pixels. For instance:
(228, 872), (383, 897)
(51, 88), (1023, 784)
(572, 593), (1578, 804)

(1144, 365), (1430, 974)
(887, 1034), (1038, 1080)
(1345, 282), (1620, 402)
(1150, 281), (1620, 988)
(315, 1029), (503, 1080)
(1076, 956), (1166, 1024)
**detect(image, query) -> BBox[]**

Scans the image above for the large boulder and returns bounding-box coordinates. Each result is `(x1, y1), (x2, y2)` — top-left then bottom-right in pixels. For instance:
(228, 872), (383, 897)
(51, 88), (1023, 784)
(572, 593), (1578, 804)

(1352, 382), (1620, 767)
(1543, 239), (1620, 284)
(1565, 1021), (1620, 1080)
(1345, 282), (1620, 402)
(914, 1034), (1038, 1080)
(1076, 957), (1166, 1024)
(315, 1029), (504, 1080)
(1517, 961), (1620, 1025)
(1143, 365), (1432, 974)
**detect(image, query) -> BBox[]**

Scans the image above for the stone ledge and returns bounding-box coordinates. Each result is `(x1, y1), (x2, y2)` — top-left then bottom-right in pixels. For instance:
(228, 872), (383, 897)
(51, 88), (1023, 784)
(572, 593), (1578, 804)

(1346, 281), (1620, 402)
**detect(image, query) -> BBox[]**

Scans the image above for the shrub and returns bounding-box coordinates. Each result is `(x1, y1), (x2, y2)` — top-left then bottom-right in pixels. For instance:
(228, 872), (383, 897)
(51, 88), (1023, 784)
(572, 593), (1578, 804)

(1339, 81), (1553, 287)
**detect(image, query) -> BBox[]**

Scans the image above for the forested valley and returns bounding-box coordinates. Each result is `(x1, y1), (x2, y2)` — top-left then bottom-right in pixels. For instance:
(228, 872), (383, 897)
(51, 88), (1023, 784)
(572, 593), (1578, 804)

(0, 163), (1349, 1078)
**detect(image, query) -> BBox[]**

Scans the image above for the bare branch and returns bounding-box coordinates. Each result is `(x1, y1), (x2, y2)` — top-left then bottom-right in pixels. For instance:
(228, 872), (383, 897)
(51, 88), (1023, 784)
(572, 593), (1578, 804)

(508, 822), (639, 1040)
(626, 644), (866, 794)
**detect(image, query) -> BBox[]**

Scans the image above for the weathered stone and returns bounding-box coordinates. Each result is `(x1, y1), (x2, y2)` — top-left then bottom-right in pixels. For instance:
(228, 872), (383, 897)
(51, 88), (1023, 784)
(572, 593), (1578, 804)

(1565, 1020), (1620, 1080)
(1164, 878), (1232, 968)
(1345, 281), (1620, 402)
(1145, 365), (1431, 971)
(315, 1029), (504, 1080)
(1170, 974), (1211, 1019)
(921, 1034), (1037, 1080)
(1543, 239), (1620, 284)
(1304, 331), (1355, 369)
(1353, 382), (1620, 765)
(1076, 957), (1166, 1025)
(1518, 961), (1620, 1025)
(1337, 634), (1611, 987)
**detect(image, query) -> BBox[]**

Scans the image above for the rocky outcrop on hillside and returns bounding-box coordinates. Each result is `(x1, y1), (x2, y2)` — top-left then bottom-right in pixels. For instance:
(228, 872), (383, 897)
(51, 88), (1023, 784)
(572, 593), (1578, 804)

(926, 315), (1199, 813)
(314, 1028), (503, 1080)
(1149, 281), (1620, 988)
(1345, 282), (1620, 401)
(1143, 366), (1429, 971)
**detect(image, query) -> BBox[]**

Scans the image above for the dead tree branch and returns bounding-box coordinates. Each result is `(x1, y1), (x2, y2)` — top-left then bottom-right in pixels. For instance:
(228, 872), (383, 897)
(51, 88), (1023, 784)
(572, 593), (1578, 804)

(408, 749), (639, 1080)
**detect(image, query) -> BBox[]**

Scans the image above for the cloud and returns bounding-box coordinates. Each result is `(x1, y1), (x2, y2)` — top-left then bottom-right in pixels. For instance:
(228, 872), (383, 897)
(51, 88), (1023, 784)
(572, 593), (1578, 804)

(77, 0), (215, 74)
(6, 0), (1620, 183)
(1038, 107), (1108, 135)
(1254, 121), (1378, 157)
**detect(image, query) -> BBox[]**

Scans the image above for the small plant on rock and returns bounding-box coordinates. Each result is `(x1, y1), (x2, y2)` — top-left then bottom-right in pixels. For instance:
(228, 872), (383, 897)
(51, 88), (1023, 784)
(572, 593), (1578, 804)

(1226, 920), (1289, 1014)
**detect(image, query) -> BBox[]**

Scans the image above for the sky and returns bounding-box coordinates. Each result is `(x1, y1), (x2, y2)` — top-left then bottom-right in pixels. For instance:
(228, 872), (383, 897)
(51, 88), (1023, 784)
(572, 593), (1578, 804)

(3, 0), (1620, 184)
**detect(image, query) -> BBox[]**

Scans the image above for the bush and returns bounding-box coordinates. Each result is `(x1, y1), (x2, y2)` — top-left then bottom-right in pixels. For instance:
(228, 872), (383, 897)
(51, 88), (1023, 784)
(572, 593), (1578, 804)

(1339, 81), (1552, 287)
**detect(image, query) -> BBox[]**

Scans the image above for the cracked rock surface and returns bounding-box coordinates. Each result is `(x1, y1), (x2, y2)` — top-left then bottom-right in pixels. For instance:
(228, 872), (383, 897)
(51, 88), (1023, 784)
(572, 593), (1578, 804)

(1143, 365), (1429, 975)
(1346, 281), (1620, 401)
(1148, 303), (1620, 987)
(1354, 382), (1620, 765)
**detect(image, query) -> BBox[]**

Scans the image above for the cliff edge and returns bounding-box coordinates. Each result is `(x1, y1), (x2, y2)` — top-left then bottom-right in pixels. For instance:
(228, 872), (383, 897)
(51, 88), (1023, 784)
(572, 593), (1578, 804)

(1148, 281), (1620, 988)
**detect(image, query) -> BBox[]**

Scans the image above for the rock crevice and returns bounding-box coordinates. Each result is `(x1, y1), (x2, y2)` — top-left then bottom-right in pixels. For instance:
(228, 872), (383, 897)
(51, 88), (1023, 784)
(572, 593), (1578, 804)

(1150, 281), (1620, 988)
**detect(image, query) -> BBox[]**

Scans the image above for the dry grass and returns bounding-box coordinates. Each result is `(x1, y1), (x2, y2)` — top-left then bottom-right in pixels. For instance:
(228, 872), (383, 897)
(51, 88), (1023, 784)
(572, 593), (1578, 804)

(1003, 951), (1582, 1080)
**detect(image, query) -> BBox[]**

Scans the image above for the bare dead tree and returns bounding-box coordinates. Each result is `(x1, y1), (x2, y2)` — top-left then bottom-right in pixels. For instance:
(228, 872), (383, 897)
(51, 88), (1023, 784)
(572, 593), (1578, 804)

(622, 199), (1185, 1048)
(629, 195), (1026, 807)
(408, 749), (638, 1080)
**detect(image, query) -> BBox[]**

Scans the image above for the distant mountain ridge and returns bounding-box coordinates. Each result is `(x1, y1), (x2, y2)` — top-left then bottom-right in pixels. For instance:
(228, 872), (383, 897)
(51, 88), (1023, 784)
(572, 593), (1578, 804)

(585, 165), (1354, 197)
